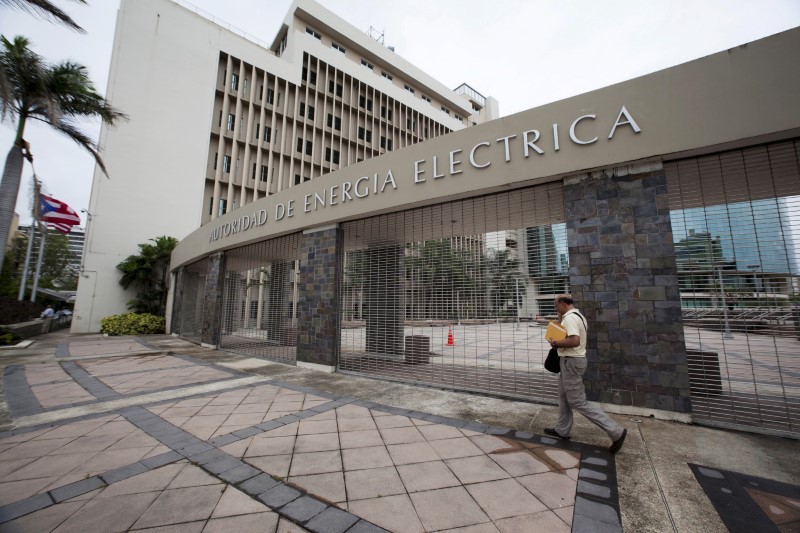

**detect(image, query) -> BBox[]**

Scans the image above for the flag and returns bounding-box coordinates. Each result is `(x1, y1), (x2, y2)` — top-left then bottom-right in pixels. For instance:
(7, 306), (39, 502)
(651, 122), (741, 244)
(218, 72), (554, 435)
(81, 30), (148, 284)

(39, 194), (81, 234)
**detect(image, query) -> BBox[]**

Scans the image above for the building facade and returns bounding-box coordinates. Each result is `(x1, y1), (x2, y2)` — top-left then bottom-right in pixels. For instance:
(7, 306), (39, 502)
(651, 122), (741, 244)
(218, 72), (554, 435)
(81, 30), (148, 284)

(73, 0), (497, 334)
(168, 28), (800, 438)
(77, 0), (800, 437)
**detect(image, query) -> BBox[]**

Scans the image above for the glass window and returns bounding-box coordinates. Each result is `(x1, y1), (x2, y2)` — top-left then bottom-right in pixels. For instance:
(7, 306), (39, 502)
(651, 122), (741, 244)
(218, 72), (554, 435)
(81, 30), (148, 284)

(231, 73), (238, 91)
(223, 155), (231, 173)
(332, 42), (346, 53)
(227, 114), (235, 131)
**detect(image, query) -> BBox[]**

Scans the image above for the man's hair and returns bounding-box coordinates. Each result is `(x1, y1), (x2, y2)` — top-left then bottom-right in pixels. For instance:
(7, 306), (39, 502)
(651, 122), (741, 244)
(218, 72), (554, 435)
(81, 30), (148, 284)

(555, 295), (574, 305)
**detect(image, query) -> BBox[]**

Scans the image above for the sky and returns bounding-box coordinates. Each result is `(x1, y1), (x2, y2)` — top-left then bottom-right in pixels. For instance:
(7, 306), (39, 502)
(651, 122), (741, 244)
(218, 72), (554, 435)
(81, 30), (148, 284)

(1, 0), (799, 226)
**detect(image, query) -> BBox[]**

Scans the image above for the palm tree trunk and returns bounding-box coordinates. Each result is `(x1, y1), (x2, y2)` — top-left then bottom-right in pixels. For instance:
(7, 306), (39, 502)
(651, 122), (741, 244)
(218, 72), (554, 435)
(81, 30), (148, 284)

(0, 143), (25, 278)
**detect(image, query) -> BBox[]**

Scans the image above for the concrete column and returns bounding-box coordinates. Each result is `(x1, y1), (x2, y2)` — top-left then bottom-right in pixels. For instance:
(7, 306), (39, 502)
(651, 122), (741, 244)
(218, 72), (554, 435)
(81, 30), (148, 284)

(201, 252), (226, 348)
(563, 165), (691, 413)
(296, 225), (343, 369)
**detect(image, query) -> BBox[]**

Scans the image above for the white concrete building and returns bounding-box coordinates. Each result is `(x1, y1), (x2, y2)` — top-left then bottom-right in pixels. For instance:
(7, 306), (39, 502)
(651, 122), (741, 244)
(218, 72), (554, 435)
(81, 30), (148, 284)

(73, 0), (496, 333)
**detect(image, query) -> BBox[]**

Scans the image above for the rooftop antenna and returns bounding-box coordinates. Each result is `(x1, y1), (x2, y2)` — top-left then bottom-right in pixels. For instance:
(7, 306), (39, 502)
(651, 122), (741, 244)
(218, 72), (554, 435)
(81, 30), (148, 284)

(367, 26), (384, 45)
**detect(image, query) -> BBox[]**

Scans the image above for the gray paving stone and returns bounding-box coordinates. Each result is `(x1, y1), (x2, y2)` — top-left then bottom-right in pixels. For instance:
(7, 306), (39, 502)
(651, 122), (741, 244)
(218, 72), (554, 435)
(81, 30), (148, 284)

(462, 422), (490, 433)
(578, 479), (612, 499)
(344, 519), (391, 533)
(218, 464), (261, 484)
(574, 496), (621, 526)
(255, 420), (283, 432)
(100, 461), (149, 484)
(233, 426), (263, 438)
(191, 449), (229, 465)
(141, 450), (182, 469)
(276, 414), (301, 424)
(0, 493), (53, 524)
(580, 468), (609, 482)
(209, 433), (242, 447)
(257, 484), (301, 509)
(50, 476), (106, 503)
(203, 455), (243, 475)
(238, 473), (281, 495)
(280, 495), (328, 524)
(178, 442), (215, 457)
(583, 456), (610, 466)
(572, 514), (624, 533)
(305, 506), (360, 533)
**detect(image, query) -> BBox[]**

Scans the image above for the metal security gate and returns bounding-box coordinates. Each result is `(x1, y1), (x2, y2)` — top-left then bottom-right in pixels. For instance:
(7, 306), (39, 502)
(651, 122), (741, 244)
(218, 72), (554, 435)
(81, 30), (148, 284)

(339, 183), (568, 402)
(219, 233), (302, 362)
(666, 139), (800, 437)
(178, 259), (208, 344)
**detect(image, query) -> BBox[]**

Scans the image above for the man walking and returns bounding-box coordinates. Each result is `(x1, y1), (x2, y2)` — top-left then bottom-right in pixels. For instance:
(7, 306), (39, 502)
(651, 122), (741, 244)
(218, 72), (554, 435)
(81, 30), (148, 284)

(545, 294), (627, 453)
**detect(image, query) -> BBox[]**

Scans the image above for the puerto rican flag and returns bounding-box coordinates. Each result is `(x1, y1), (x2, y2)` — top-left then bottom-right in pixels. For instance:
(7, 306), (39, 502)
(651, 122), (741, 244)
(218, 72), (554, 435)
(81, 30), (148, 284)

(39, 194), (81, 234)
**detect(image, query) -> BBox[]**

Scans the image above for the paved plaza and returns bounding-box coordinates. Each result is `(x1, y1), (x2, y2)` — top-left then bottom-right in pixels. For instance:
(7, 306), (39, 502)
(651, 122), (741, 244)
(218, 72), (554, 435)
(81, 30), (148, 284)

(0, 331), (798, 532)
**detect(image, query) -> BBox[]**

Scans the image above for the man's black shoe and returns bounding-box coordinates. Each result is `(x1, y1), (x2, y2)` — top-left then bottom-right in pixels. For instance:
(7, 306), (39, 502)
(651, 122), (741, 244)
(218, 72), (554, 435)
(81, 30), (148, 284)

(610, 428), (627, 454)
(544, 428), (570, 440)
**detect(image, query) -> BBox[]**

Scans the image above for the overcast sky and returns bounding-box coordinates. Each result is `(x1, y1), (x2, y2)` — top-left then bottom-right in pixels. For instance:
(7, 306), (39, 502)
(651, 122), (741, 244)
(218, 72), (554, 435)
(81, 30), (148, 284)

(2, 0), (799, 226)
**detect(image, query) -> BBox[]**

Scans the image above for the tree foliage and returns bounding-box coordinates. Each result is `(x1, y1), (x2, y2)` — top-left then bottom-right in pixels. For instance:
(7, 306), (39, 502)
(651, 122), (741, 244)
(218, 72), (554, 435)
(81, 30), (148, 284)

(0, 35), (126, 278)
(117, 236), (178, 316)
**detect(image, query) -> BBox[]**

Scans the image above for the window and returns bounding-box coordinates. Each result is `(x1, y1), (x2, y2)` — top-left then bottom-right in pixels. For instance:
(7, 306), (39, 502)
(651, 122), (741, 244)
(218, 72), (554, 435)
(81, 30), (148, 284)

(223, 155), (231, 173)
(327, 113), (341, 131)
(422, 95), (432, 103)
(305, 27), (321, 39)
(209, 196), (214, 215)
(359, 95), (373, 112)
(259, 85), (263, 100)
(219, 198), (227, 216)
(358, 127), (372, 142)
(302, 67), (316, 85)
(328, 80), (343, 97)
(361, 59), (374, 70)
(227, 114), (235, 131)
(266, 88), (274, 105)
(307, 105), (315, 120)
(255, 123), (259, 139)
(264, 126), (271, 142)
(231, 73), (239, 91)
(251, 162), (256, 179)
(299, 102), (305, 117)
(380, 136), (393, 150)
(243, 78), (248, 93)
(406, 118), (416, 130)
(213, 152), (218, 170)
(260, 165), (268, 182)
(381, 71), (393, 81)
(218, 110), (222, 127)
(404, 84), (415, 94)
(325, 148), (340, 164)
(332, 42), (346, 53)
(294, 174), (302, 185)
(456, 115), (463, 122)
(298, 138), (312, 156)
(441, 106), (450, 115)
(358, 127), (365, 140)
(381, 106), (393, 121)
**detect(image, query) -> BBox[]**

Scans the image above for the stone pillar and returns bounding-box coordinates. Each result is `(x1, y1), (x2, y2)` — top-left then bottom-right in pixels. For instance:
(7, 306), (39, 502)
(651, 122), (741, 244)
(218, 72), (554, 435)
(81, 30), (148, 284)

(296, 225), (343, 369)
(563, 165), (691, 413)
(170, 268), (185, 335)
(201, 252), (226, 348)
(364, 242), (404, 357)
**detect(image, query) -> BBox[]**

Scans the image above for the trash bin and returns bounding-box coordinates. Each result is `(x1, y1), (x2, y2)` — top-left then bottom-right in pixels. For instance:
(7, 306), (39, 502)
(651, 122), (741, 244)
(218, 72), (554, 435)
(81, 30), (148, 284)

(405, 335), (431, 364)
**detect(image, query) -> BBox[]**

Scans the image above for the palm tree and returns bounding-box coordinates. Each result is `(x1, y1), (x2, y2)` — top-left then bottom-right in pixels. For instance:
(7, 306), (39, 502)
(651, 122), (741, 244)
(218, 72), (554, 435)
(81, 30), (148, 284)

(117, 236), (179, 315)
(0, 35), (126, 277)
(0, 0), (87, 33)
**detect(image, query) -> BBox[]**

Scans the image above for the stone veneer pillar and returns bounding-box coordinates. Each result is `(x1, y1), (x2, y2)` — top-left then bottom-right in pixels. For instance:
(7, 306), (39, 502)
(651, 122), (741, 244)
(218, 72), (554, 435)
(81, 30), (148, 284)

(563, 165), (692, 413)
(296, 225), (343, 370)
(201, 252), (226, 348)
(170, 267), (185, 335)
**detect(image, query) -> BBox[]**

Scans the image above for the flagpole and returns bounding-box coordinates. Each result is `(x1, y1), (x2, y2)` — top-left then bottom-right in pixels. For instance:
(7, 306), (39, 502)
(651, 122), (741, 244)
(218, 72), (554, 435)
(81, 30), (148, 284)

(18, 176), (40, 301)
(30, 220), (47, 303)
(17, 224), (35, 301)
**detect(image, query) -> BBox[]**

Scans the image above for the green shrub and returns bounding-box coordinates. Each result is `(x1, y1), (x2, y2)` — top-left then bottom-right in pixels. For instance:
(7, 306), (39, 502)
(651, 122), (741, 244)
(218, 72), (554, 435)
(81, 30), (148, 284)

(0, 332), (22, 346)
(100, 313), (166, 336)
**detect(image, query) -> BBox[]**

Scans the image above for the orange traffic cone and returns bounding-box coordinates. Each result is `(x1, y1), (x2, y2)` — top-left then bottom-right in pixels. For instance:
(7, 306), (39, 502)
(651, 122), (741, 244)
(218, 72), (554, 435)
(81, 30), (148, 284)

(447, 327), (454, 346)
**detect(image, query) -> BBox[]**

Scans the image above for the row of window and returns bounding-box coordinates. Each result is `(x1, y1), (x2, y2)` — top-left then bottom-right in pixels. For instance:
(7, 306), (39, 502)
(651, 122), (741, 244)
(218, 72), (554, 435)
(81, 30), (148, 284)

(300, 26), (463, 122)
